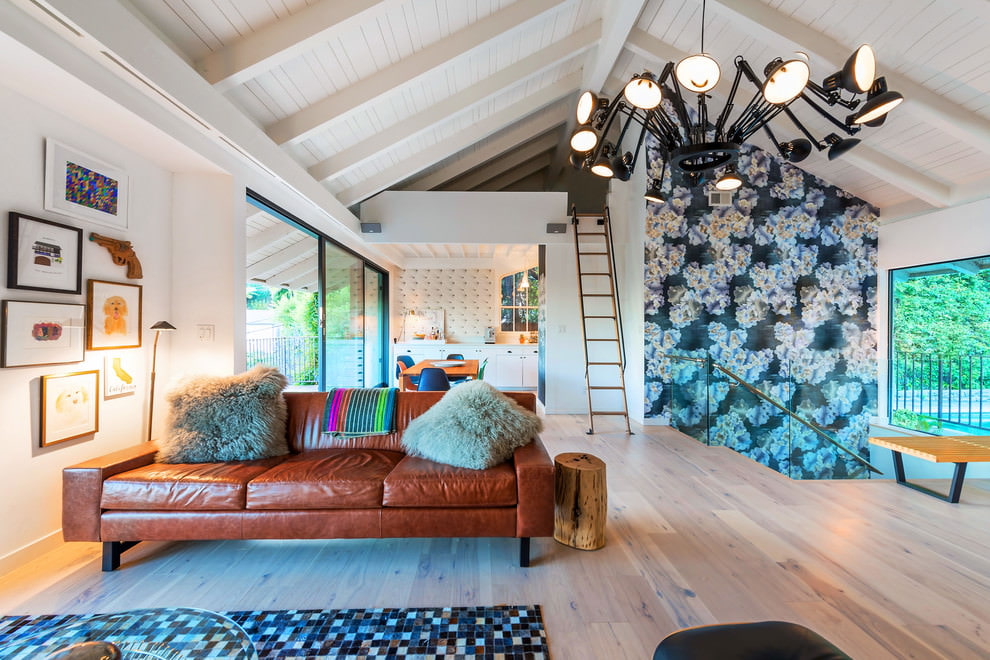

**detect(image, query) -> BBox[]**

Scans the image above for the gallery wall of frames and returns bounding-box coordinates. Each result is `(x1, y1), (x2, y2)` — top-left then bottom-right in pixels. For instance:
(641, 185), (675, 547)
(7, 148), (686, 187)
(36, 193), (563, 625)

(2, 139), (149, 447)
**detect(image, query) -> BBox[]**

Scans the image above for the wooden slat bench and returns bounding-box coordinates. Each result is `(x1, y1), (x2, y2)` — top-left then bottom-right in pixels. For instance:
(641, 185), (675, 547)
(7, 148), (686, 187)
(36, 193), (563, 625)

(869, 435), (990, 503)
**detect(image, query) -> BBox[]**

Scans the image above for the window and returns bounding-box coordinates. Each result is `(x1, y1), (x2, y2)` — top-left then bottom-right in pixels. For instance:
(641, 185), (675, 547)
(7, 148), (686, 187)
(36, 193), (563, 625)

(245, 192), (388, 389)
(889, 255), (990, 434)
(500, 267), (538, 333)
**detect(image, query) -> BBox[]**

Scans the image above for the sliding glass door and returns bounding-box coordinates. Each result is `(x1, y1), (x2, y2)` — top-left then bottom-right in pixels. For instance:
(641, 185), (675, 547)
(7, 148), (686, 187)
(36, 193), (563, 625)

(246, 192), (388, 389)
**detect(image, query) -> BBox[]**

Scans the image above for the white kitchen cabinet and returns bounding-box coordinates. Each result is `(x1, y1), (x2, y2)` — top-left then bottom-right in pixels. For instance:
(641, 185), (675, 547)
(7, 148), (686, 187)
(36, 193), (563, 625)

(494, 347), (539, 388)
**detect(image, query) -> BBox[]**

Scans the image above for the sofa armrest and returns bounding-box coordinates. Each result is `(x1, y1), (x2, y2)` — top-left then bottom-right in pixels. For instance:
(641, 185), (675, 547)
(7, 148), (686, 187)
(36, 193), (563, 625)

(513, 436), (555, 538)
(62, 443), (158, 541)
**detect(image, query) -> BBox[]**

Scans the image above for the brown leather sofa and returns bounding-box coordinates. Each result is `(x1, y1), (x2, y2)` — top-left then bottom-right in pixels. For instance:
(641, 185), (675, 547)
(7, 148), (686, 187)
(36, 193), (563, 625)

(62, 391), (555, 571)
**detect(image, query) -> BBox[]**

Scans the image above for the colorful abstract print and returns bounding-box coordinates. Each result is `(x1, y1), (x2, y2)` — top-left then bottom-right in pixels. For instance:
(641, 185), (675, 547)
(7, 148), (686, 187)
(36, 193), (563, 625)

(644, 142), (878, 480)
(65, 161), (118, 215)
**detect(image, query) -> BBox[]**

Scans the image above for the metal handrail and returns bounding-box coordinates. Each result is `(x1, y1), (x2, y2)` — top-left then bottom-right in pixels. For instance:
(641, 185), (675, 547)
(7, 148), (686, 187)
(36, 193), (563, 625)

(663, 353), (882, 475)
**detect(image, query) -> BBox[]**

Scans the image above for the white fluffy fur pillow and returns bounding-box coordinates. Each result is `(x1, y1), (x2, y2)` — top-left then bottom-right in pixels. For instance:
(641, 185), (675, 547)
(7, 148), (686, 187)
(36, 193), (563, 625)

(156, 365), (290, 463)
(401, 381), (542, 469)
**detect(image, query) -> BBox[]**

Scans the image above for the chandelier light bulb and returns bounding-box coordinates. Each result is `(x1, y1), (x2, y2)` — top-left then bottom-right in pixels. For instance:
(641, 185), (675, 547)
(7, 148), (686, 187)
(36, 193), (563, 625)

(715, 166), (742, 191)
(762, 58), (810, 104)
(850, 91), (904, 124)
(570, 128), (598, 152)
(676, 53), (721, 93)
(576, 91), (596, 124)
(591, 157), (615, 178)
(624, 73), (662, 109)
(849, 44), (876, 93)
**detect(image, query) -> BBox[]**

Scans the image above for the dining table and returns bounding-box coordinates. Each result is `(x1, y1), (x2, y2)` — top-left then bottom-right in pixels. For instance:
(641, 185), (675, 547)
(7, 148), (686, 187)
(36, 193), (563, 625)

(399, 358), (479, 390)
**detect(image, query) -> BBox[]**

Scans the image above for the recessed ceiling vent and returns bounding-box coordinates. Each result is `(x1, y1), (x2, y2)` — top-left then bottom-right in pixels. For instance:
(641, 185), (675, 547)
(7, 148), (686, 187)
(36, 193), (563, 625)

(708, 190), (733, 207)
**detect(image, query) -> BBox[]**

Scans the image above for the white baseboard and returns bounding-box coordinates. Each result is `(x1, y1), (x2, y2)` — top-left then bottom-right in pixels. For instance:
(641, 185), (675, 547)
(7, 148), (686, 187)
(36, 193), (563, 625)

(0, 529), (63, 577)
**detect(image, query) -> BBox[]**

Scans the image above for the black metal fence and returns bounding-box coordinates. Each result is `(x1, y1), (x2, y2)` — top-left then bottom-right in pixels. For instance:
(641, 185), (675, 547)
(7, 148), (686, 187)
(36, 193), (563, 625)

(890, 352), (990, 432)
(246, 336), (318, 386)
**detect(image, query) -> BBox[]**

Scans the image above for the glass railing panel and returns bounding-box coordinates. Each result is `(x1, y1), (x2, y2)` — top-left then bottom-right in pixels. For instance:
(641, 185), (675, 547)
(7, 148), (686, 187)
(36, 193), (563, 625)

(663, 352), (709, 445)
(707, 363), (793, 473)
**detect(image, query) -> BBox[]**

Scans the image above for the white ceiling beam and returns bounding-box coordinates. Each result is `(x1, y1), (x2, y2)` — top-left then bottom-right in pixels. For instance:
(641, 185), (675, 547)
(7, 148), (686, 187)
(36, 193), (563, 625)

(246, 223), (299, 255)
(197, 0), (391, 92)
(474, 153), (553, 191)
(265, 261), (317, 288)
(247, 241), (316, 280)
(625, 28), (952, 206)
(266, 0), (570, 146)
(403, 110), (567, 191)
(336, 73), (580, 206)
(708, 0), (990, 156)
(442, 132), (559, 191)
(309, 21), (599, 183)
(547, 0), (647, 189)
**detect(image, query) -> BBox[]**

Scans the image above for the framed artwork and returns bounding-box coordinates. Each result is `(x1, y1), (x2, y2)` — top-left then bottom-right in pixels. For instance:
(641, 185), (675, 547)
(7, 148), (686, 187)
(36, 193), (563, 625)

(104, 353), (138, 398)
(87, 279), (142, 350)
(1, 301), (86, 367)
(44, 138), (129, 230)
(6, 212), (83, 294)
(41, 370), (100, 447)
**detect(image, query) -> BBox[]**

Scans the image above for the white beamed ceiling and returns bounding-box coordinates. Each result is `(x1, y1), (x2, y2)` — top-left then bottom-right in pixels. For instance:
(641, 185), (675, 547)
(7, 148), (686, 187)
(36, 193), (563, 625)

(65, 0), (990, 259)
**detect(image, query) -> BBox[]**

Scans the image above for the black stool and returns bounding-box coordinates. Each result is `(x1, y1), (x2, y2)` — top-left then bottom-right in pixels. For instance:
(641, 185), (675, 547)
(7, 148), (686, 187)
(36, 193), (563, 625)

(654, 621), (852, 660)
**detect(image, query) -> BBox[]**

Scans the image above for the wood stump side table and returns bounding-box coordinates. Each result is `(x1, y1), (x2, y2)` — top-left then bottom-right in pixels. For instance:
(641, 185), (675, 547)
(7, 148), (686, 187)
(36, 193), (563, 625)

(553, 452), (607, 550)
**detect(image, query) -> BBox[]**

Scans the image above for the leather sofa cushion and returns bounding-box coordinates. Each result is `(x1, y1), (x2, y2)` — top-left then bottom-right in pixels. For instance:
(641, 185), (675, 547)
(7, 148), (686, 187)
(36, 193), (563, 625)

(383, 455), (516, 508)
(247, 448), (403, 510)
(101, 457), (286, 510)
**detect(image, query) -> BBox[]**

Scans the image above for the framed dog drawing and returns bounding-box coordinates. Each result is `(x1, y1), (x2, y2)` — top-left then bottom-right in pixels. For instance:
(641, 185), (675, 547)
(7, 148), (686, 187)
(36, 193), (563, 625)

(41, 370), (99, 446)
(87, 279), (141, 350)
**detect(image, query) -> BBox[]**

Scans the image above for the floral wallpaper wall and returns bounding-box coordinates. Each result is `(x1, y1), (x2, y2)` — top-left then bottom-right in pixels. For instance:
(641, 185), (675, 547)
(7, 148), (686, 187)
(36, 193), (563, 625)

(643, 142), (878, 479)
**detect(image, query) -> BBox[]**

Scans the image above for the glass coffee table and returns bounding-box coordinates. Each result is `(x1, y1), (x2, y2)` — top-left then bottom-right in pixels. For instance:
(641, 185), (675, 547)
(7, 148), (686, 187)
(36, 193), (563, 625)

(0, 607), (258, 659)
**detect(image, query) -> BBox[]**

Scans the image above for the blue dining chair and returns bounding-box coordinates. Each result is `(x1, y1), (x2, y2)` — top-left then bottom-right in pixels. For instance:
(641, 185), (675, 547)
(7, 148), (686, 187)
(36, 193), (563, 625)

(445, 353), (464, 360)
(418, 367), (450, 391)
(396, 355), (419, 389)
(445, 353), (468, 382)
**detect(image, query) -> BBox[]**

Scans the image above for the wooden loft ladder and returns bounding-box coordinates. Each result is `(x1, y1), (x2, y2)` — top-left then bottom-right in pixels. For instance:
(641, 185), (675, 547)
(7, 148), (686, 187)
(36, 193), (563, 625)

(572, 205), (631, 435)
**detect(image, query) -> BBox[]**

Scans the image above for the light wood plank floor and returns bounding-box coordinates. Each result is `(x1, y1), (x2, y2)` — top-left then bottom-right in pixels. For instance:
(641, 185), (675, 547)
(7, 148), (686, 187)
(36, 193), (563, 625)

(2, 415), (989, 659)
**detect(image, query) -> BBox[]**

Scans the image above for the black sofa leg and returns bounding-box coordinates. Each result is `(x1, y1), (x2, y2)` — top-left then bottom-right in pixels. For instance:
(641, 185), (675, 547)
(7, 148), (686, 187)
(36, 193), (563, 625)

(519, 537), (531, 567)
(102, 541), (139, 571)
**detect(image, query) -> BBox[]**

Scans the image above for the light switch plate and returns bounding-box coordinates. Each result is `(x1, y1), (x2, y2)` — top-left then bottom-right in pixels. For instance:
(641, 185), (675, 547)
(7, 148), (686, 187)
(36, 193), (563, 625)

(197, 324), (215, 342)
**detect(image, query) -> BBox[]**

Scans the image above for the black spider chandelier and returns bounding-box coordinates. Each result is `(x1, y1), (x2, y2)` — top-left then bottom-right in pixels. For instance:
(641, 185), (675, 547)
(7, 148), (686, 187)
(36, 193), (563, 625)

(568, 1), (903, 202)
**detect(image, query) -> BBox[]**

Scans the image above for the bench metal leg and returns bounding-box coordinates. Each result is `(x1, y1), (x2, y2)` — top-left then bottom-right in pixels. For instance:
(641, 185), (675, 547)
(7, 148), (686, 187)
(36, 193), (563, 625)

(519, 537), (531, 567)
(891, 451), (967, 503)
(102, 541), (139, 571)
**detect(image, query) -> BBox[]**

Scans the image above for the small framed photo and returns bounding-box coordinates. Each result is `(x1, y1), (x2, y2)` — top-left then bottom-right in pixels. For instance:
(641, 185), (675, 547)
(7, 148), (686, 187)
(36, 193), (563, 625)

(1, 300), (86, 367)
(104, 353), (138, 398)
(87, 279), (142, 350)
(7, 212), (83, 294)
(41, 370), (100, 447)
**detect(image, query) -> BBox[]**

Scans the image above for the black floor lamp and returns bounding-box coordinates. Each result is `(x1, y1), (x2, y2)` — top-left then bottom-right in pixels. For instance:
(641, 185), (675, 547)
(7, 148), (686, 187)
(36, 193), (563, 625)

(147, 321), (175, 443)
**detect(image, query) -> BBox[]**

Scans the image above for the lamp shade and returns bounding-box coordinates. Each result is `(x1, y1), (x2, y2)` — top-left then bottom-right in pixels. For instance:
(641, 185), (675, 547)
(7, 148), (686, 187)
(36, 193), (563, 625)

(576, 91), (598, 124)
(644, 179), (666, 204)
(676, 53), (721, 93)
(762, 58), (810, 104)
(623, 72), (662, 109)
(570, 127), (598, 152)
(780, 138), (813, 163)
(849, 90), (903, 125)
(826, 134), (861, 160)
(591, 154), (615, 178)
(150, 321), (176, 331)
(715, 167), (742, 191)
(845, 44), (876, 93)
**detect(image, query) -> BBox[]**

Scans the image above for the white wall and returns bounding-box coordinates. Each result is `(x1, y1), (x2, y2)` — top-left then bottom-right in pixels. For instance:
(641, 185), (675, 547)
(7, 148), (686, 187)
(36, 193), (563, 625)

(0, 83), (175, 570)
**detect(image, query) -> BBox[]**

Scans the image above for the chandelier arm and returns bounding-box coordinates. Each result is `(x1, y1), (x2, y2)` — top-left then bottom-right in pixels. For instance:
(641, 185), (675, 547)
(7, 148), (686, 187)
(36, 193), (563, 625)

(734, 103), (788, 143)
(726, 94), (771, 142)
(713, 61), (747, 138)
(628, 116), (651, 174)
(649, 110), (685, 149)
(613, 105), (641, 155)
(804, 80), (860, 110)
(797, 92), (861, 135)
(781, 106), (825, 148)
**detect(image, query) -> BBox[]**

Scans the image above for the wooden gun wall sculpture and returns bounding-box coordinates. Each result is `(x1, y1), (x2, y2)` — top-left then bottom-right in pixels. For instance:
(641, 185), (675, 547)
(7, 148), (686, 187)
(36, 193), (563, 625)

(89, 232), (143, 279)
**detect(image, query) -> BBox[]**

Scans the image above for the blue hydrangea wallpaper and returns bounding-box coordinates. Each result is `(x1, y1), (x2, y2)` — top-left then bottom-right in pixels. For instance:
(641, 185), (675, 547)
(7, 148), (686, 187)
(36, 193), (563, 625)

(643, 141), (878, 479)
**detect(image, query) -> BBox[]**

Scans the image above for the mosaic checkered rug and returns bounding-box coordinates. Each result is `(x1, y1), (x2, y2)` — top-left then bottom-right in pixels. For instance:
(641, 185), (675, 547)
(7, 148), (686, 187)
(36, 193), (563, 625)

(0, 605), (549, 659)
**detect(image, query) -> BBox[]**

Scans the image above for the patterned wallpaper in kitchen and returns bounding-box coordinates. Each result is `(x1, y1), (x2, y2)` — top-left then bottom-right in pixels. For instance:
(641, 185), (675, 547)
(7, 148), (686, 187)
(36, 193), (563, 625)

(396, 269), (498, 342)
